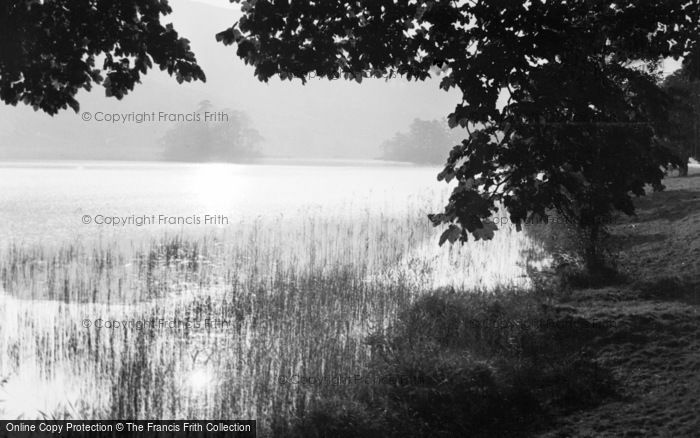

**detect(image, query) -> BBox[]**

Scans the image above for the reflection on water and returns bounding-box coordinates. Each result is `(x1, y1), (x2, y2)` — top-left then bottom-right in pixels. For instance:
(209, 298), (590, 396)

(0, 161), (547, 425)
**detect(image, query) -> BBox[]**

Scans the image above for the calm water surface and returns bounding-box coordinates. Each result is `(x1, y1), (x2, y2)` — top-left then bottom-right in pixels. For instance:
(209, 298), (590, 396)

(0, 160), (443, 242)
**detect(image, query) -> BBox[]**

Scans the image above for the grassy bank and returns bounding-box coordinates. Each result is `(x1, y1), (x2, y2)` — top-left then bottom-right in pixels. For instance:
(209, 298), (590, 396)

(536, 169), (700, 437)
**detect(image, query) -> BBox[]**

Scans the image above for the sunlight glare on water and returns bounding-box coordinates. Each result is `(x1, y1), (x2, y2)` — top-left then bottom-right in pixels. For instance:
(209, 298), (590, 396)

(187, 368), (215, 392)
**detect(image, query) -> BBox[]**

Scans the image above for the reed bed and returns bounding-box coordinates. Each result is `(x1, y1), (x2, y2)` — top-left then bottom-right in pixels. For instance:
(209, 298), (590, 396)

(0, 200), (546, 433)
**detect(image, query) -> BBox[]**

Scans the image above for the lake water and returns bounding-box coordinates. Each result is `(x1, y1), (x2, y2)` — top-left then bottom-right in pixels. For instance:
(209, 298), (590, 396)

(0, 160), (545, 423)
(0, 160), (443, 242)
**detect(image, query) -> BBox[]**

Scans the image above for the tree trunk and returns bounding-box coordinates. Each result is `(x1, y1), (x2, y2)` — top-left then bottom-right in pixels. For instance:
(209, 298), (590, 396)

(584, 224), (601, 275)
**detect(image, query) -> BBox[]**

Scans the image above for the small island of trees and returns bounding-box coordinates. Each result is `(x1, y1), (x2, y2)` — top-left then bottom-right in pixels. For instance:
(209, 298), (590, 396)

(380, 118), (464, 165)
(161, 101), (263, 163)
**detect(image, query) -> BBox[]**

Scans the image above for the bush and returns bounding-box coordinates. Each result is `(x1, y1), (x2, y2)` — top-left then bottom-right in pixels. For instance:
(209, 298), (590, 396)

(285, 289), (616, 437)
(286, 398), (385, 438)
(524, 214), (625, 288)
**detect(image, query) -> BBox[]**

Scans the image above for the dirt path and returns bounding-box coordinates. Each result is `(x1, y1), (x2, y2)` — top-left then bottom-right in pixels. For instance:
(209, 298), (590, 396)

(538, 171), (700, 437)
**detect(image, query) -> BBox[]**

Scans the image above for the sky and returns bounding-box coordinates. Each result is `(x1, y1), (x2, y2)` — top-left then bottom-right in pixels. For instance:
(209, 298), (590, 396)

(0, 0), (461, 161)
(0, 0), (684, 162)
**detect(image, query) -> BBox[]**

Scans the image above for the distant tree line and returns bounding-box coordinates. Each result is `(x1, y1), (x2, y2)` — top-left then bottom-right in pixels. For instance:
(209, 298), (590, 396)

(161, 101), (262, 163)
(381, 118), (464, 165)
